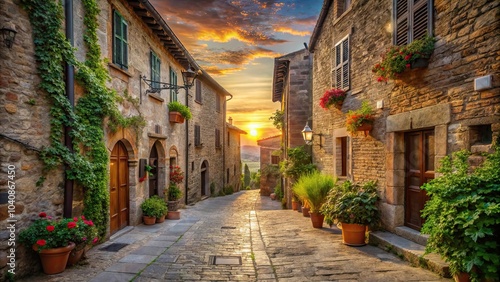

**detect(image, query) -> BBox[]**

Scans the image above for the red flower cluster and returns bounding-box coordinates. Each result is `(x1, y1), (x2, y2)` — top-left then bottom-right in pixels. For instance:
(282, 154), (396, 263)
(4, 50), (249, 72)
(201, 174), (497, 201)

(319, 88), (347, 110)
(169, 166), (184, 184)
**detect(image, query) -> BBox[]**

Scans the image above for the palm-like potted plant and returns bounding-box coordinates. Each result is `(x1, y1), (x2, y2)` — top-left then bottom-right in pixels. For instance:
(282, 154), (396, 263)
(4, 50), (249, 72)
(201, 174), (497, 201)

(319, 88), (347, 110)
(293, 172), (335, 228)
(372, 35), (436, 82)
(421, 149), (500, 281)
(345, 101), (375, 136)
(167, 101), (192, 123)
(321, 180), (379, 246)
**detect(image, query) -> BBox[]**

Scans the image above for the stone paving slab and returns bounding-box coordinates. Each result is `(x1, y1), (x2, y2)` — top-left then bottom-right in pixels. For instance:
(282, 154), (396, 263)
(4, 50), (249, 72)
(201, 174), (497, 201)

(18, 190), (451, 281)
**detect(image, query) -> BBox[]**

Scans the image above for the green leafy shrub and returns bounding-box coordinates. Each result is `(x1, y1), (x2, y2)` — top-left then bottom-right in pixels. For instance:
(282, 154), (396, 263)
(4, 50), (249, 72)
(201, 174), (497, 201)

(293, 172), (335, 213)
(141, 196), (167, 218)
(280, 146), (316, 180)
(269, 110), (284, 130)
(224, 185), (234, 195)
(321, 180), (379, 227)
(168, 101), (192, 120)
(168, 183), (182, 201)
(421, 149), (500, 281)
(274, 183), (283, 200)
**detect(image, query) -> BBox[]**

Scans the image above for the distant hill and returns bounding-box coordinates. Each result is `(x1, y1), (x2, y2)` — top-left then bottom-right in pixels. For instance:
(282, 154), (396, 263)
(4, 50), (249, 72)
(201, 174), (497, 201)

(241, 145), (260, 162)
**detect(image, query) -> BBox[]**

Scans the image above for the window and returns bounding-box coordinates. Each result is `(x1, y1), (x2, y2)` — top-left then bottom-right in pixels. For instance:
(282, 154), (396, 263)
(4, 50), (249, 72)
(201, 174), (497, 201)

(113, 11), (128, 69)
(394, 0), (433, 46)
(334, 36), (349, 90)
(195, 80), (202, 103)
(336, 137), (350, 177)
(227, 131), (230, 147)
(170, 67), (178, 102)
(194, 125), (201, 147)
(271, 155), (280, 165)
(226, 168), (230, 184)
(150, 51), (161, 89)
(470, 124), (492, 146)
(216, 94), (221, 113)
(215, 129), (221, 148)
(336, 0), (351, 16)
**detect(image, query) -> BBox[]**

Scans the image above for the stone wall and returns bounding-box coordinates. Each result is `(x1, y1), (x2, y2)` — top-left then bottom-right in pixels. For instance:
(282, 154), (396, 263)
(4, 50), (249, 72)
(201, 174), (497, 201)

(311, 0), (499, 232)
(226, 124), (245, 192)
(0, 0), (234, 278)
(188, 80), (226, 202)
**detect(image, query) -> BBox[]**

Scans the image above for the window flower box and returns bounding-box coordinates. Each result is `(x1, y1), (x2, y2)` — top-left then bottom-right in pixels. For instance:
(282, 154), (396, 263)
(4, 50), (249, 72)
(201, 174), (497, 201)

(372, 36), (436, 82)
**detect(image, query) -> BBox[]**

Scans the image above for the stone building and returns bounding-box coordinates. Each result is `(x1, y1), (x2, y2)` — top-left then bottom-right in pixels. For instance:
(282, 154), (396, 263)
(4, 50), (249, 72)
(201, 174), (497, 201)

(0, 0), (235, 278)
(308, 0), (498, 269)
(257, 135), (281, 196)
(226, 118), (247, 192)
(271, 48), (313, 206)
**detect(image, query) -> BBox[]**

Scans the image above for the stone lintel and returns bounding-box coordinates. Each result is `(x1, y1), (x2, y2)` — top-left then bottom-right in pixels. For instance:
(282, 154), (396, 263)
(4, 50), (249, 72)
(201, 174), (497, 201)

(386, 103), (451, 133)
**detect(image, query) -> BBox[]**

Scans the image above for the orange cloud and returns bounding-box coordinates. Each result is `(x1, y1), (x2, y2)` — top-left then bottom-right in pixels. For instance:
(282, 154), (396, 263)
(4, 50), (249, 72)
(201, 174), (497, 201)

(273, 27), (310, 36)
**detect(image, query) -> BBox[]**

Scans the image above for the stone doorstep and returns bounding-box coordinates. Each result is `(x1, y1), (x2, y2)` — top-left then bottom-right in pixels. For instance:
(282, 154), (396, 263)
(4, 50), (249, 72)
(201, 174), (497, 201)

(369, 231), (450, 278)
(394, 226), (429, 245)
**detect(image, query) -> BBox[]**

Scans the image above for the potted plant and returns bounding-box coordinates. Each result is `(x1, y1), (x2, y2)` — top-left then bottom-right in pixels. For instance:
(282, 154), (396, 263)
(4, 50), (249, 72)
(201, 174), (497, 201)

(168, 101), (192, 123)
(421, 149), (500, 281)
(345, 100), (375, 136)
(19, 212), (81, 274)
(321, 180), (379, 246)
(168, 165), (184, 214)
(319, 88), (347, 110)
(140, 197), (159, 225)
(372, 35), (436, 82)
(150, 195), (167, 223)
(67, 216), (99, 266)
(293, 172), (335, 228)
(291, 192), (300, 211)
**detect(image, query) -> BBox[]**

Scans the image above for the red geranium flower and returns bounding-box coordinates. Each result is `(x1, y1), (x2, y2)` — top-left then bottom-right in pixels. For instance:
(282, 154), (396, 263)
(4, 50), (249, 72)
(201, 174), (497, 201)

(73, 217), (78, 222)
(81, 215), (86, 220)
(67, 221), (77, 229)
(39, 212), (46, 218)
(93, 237), (99, 244)
(46, 225), (55, 232)
(36, 239), (46, 246)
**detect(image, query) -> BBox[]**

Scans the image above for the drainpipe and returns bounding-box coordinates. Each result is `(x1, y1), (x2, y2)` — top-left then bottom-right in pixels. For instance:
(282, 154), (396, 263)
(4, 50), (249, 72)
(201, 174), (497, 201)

(184, 87), (189, 205)
(63, 0), (75, 218)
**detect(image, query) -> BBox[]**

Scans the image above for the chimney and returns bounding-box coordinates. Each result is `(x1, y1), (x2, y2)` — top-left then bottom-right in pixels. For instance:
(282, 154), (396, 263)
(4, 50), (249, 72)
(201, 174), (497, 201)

(228, 117), (233, 125)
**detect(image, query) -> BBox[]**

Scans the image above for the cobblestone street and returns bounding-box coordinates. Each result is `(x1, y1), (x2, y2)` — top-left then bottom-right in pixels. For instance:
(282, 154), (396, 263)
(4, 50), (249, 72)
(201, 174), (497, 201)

(22, 190), (450, 281)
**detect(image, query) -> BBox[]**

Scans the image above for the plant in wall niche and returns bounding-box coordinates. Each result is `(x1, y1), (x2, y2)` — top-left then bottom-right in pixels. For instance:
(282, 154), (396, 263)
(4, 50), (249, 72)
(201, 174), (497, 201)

(372, 35), (436, 82)
(345, 101), (375, 135)
(169, 165), (184, 184)
(421, 149), (500, 281)
(145, 164), (154, 176)
(319, 88), (347, 110)
(168, 101), (192, 123)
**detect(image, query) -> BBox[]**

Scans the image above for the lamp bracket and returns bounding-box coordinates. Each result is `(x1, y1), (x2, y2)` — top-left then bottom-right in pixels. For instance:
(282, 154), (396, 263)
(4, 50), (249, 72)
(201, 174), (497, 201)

(141, 75), (186, 95)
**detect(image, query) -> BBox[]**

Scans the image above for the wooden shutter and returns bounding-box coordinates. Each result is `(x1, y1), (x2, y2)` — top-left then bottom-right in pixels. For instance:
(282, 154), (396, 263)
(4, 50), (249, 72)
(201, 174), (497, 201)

(195, 125), (201, 147)
(395, 0), (432, 45)
(334, 36), (349, 90)
(216, 94), (221, 112)
(122, 20), (128, 68)
(195, 80), (202, 102)
(170, 68), (177, 102)
(113, 11), (121, 65)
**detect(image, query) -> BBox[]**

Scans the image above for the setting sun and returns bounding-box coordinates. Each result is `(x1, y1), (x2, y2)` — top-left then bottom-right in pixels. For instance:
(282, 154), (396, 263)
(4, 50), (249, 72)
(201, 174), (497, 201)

(250, 129), (258, 137)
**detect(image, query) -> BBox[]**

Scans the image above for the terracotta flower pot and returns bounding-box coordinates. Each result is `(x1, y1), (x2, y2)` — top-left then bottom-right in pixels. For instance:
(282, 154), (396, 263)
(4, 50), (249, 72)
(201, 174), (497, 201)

(167, 211), (180, 220)
(33, 242), (75, 274)
(309, 212), (325, 228)
(169, 112), (185, 123)
(143, 215), (156, 225)
(67, 247), (84, 266)
(453, 272), (470, 282)
(341, 223), (367, 246)
(291, 201), (299, 211)
(302, 206), (310, 217)
(270, 193), (276, 200)
(168, 200), (180, 211)
(156, 214), (166, 223)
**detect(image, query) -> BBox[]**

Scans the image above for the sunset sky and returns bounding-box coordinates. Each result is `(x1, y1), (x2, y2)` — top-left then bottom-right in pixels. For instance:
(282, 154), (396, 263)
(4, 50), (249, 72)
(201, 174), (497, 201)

(150, 0), (323, 145)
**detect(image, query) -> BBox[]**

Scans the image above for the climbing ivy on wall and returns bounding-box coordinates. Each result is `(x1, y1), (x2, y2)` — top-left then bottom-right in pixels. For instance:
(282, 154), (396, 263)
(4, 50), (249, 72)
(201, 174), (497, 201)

(21, 0), (145, 239)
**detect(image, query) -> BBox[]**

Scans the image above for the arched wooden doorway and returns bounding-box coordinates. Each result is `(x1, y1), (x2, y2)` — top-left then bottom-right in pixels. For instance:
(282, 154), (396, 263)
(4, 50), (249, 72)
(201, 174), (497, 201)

(201, 160), (208, 196)
(149, 143), (159, 197)
(110, 141), (129, 235)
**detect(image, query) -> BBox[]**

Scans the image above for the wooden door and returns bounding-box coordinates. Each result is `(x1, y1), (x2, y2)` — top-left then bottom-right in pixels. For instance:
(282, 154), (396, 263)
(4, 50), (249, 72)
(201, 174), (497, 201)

(405, 130), (435, 230)
(110, 141), (129, 235)
(201, 161), (207, 196)
(148, 145), (158, 197)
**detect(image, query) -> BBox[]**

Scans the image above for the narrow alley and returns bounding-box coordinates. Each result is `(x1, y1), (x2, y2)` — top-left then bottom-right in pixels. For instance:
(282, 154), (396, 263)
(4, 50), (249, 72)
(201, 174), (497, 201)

(21, 190), (449, 282)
